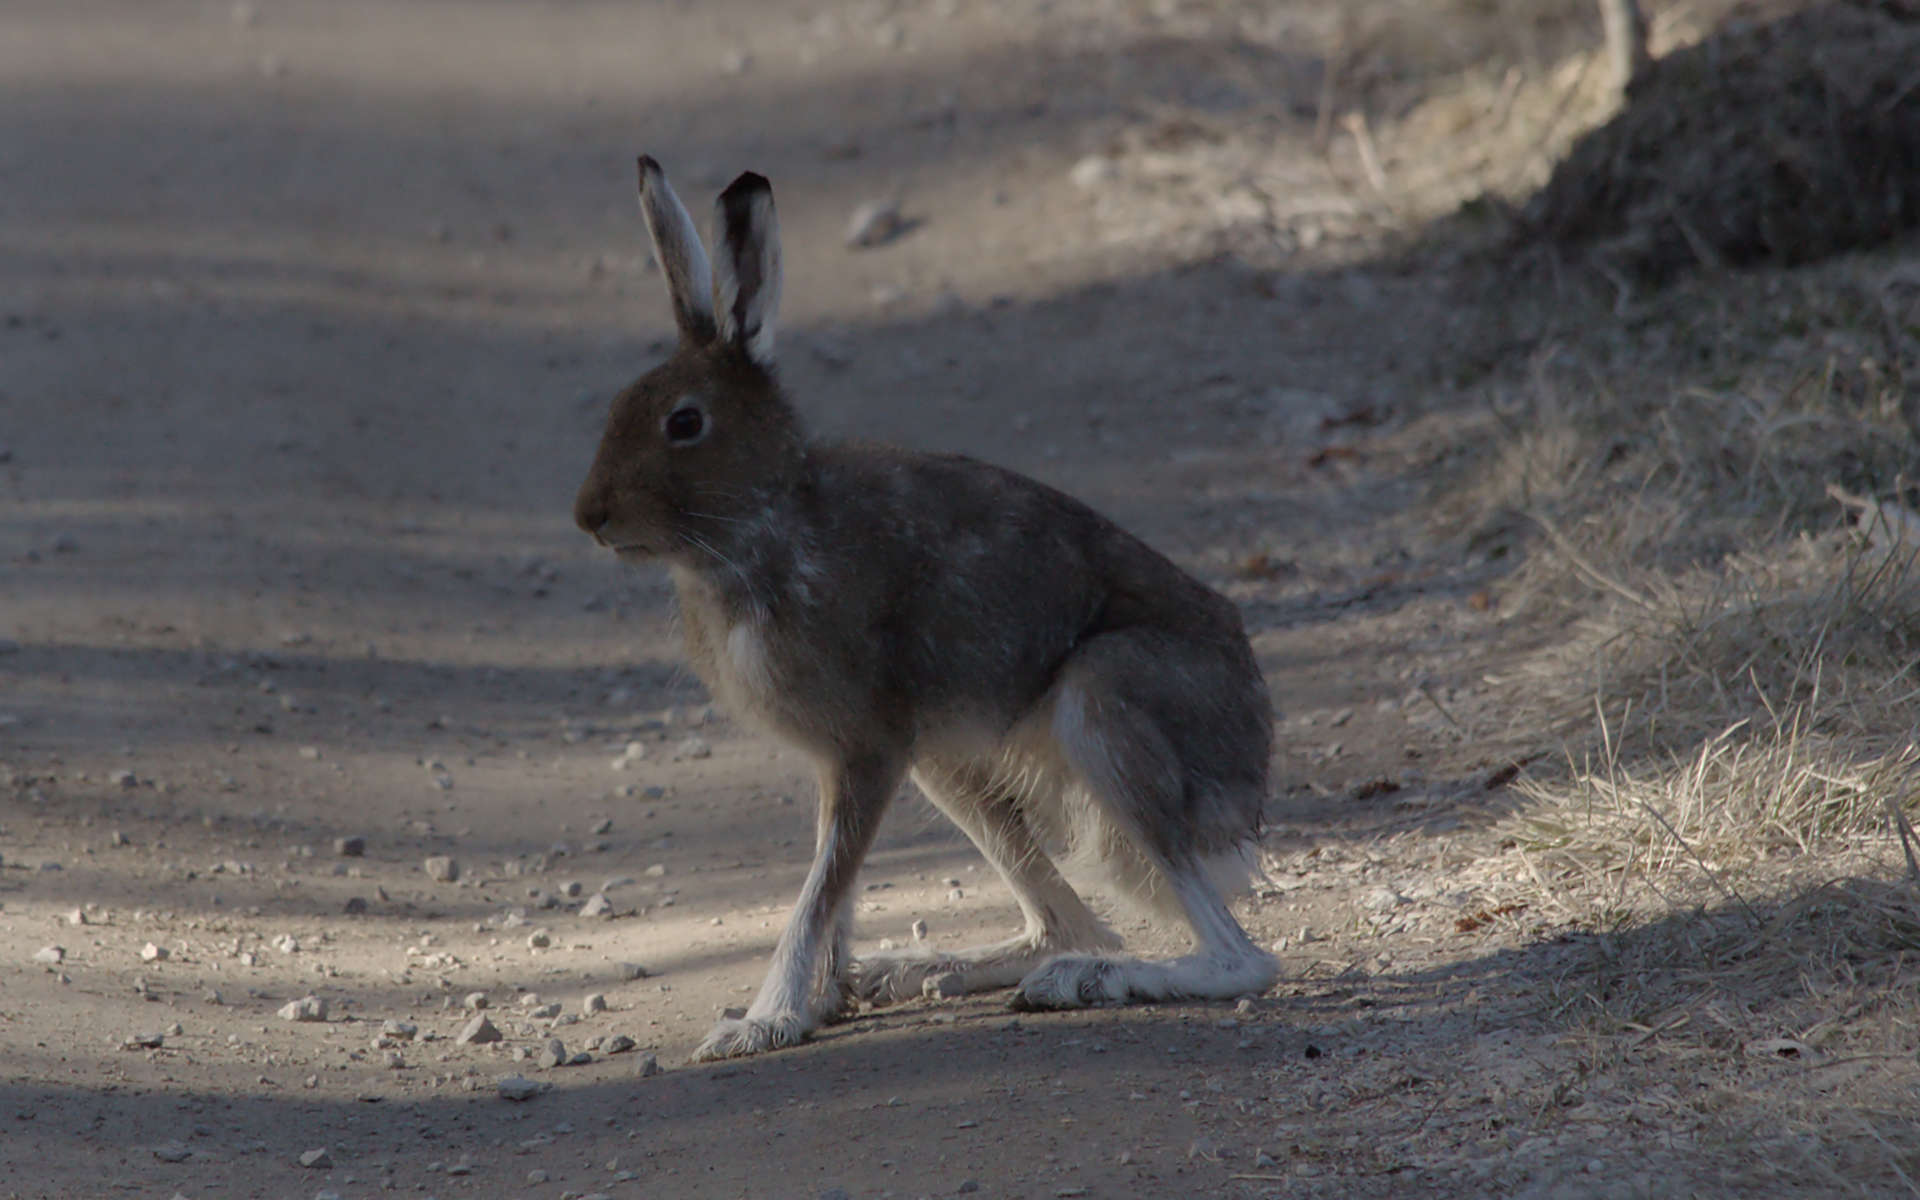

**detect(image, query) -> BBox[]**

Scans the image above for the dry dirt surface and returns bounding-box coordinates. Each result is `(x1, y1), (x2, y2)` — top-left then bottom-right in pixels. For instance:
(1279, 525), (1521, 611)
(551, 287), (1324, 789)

(7, 2), (1920, 1199)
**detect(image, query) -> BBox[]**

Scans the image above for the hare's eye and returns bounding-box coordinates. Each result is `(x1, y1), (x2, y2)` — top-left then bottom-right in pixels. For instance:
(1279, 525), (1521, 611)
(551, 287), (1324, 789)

(664, 404), (706, 445)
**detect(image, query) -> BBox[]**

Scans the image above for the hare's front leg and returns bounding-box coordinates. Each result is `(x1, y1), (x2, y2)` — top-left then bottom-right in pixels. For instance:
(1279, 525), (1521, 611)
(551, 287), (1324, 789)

(693, 753), (901, 1061)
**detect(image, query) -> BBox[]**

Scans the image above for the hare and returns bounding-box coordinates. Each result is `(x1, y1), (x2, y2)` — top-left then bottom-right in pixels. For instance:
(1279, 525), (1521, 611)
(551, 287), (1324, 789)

(574, 157), (1279, 1061)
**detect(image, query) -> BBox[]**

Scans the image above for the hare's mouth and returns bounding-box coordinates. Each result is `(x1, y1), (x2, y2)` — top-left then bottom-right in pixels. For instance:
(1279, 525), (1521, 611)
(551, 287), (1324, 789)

(610, 542), (659, 563)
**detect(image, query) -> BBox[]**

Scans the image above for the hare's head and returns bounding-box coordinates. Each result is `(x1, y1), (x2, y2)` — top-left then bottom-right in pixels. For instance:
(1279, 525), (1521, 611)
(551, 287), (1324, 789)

(574, 158), (803, 562)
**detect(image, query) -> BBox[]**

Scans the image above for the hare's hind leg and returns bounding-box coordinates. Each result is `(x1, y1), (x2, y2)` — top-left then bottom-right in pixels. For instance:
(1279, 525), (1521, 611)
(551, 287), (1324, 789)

(1009, 635), (1278, 1011)
(1010, 856), (1276, 1010)
(851, 762), (1120, 1006)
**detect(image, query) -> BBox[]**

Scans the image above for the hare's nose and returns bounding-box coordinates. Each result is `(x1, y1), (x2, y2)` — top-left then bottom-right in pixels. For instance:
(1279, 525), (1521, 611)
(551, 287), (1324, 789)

(573, 492), (611, 542)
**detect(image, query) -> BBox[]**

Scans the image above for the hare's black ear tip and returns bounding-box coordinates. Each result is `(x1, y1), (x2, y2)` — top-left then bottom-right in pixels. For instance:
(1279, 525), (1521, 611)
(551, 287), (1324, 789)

(637, 155), (665, 185)
(720, 171), (773, 203)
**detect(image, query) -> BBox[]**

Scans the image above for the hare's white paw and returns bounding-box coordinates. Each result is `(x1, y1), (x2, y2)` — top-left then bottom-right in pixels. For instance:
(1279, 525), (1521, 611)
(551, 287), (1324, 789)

(1009, 955), (1129, 1011)
(691, 1012), (809, 1061)
(850, 950), (947, 1006)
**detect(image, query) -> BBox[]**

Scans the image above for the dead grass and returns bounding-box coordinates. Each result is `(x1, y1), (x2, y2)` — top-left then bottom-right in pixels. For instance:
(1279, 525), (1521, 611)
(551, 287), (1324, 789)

(1488, 708), (1920, 1190)
(1431, 221), (1920, 1195)
(1477, 278), (1920, 931)
(1521, 715), (1920, 888)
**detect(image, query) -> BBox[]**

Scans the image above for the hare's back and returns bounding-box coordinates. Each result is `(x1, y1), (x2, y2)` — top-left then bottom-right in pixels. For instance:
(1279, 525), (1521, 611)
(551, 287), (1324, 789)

(807, 445), (1240, 641)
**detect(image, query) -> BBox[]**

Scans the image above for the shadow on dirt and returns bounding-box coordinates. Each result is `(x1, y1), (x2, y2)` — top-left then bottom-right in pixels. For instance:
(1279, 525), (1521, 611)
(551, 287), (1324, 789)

(11, 874), (1918, 1197)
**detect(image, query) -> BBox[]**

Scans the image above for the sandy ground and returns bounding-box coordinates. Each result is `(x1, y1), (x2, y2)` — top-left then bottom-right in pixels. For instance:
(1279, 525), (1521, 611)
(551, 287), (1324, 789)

(0, 2), (1870, 1198)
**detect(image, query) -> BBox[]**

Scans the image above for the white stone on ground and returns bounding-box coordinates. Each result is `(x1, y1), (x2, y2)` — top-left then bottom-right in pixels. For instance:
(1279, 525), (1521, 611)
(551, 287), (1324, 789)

(278, 995), (327, 1022)
(456, 1014), (501, 1044)
(845, 200), (906, 249)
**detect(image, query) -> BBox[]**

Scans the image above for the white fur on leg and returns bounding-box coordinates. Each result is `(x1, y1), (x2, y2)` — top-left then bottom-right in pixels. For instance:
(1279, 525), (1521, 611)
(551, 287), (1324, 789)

(1009, 860), (1277, 1011)
(1009, 945), (1278, 1011)
(853, 927), (1121, 1006)
(693, 1011), (810, 1061)
(692, 808), (852, 1061)
(1008, 954), (1131, 1009)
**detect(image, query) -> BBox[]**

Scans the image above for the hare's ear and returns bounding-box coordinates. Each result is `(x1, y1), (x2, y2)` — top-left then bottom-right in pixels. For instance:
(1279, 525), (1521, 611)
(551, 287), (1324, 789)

(711, 172), (782, 367)
(637, 156), (717, 345)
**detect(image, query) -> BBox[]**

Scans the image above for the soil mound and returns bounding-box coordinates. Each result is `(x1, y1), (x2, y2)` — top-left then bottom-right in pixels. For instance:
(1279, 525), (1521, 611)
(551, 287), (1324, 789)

(1524, 3), (1920, 281)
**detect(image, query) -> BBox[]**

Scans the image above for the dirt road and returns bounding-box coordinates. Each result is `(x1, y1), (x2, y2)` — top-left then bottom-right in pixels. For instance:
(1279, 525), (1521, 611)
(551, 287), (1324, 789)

(2, 2), (1860, 1197)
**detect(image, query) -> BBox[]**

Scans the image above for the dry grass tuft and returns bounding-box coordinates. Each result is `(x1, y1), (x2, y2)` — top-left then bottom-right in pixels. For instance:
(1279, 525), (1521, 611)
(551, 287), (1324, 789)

(1490, 464), (1920, 942)
(1520, 522), (1920, 752)
(1519, 716), (1920, 888)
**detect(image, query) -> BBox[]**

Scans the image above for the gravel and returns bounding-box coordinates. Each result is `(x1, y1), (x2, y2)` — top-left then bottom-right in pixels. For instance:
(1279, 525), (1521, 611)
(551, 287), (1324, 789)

(423, 855), (459, 882)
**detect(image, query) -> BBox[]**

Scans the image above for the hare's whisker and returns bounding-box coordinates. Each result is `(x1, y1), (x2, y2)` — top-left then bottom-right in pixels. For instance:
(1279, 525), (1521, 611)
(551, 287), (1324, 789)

(678, 530), (766, 611)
